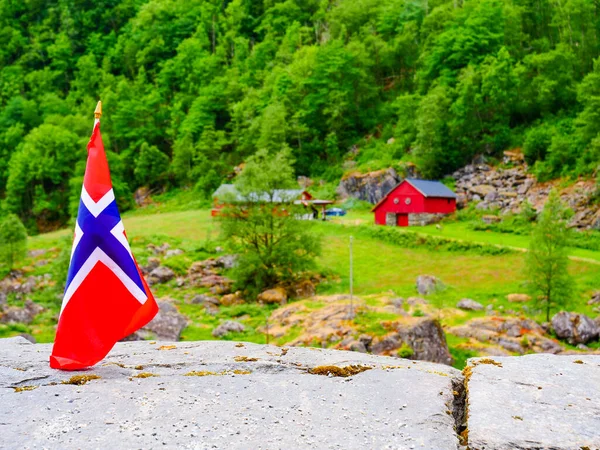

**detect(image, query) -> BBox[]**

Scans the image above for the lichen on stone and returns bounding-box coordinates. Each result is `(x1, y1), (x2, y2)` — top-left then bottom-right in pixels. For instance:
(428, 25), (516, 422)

(61, 375), (101, 385)
(234, 356), (258, 362)
(130, 372), (158, 379)
(158, 345), (176, 351)
(308, 365), (372, 377)
(13, 385), (38, 392)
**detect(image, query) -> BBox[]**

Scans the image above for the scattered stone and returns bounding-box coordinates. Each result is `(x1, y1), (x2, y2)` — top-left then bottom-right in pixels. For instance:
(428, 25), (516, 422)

(290, 279), (315, 299)
(164, 249), (184, 258)
(219, 291), (244, 307)
(142, 302), (188, 341)
(218, 255), (237, 270)
(451, 317), (562, 355)
(370, 318), (453, 365)
(134, 186), (154, 207)
(258, 287), (288, 305)
(406, 297), (427, 306)
(588, 291), (600, 305)
(142, 257), (161, 274)
(456, 298), (484, 311)
(147, 243), (171, 255)
(210, 283), (232, 295)
(416, 275), (444, 295)
(190, 294), (220, 306)
(0, 299), (44, 325)
(552, 311), (599, 345)
(507, 293), (531, 303)
(212, 320), (245, 338)
(481, 215), (501, 224)
(27, 249), (47, 258)
(390, 297), (404, 309)
(147, 266), (176, 285)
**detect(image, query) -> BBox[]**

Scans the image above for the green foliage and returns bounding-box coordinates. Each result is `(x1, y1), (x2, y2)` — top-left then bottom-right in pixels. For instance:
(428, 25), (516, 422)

(134, 143), (169, 187)
(3, 0), (600, 229)
(358, 225), (513, 255)
(526, 190), (574, 322)
(0, 214), (27, 270)
(219, 148), (321, 296)
(397, 342), (414, 358)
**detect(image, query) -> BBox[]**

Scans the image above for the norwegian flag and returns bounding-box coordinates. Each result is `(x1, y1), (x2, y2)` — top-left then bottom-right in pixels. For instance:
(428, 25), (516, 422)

(50, 116), (158, 370)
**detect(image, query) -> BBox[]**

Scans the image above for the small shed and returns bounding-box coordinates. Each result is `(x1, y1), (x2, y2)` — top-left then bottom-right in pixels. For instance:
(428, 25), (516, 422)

(211, 184), (332, 219)
(372, 179), (457, 227)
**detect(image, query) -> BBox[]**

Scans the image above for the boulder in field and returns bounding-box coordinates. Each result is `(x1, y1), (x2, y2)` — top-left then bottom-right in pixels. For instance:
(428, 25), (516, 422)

(588, 291), (600, 305)
(258, 287), (287, 305)
(212, 320), (245, 338)
(220, 291), (244, 307)
(457, 298), (484, 311)
(190, 294), (220, 306)
(371, 318), (453, 365)
(164, 249), (184, 258)
(507, 293), (531, 303)
(147, 266), (176, 284)
(290, 279), (315, 299)
(552, 311), (599, 345)
(416, 275), (445, 295)
(144, 301), (188, 341)
(141, 257), (160, 275)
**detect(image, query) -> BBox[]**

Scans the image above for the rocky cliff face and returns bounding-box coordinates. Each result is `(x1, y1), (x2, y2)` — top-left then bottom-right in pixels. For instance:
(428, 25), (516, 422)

(336, 168), (400, 203)
(453, 152), (600, 230)
(1, 337), (599, 449)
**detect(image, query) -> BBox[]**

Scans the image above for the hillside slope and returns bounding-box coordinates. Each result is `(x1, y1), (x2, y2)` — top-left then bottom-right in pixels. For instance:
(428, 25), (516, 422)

(2, 0), (600, 232)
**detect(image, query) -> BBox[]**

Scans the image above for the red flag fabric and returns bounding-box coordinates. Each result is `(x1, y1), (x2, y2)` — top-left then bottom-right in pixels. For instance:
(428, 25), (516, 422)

(50, 120), (158, 370)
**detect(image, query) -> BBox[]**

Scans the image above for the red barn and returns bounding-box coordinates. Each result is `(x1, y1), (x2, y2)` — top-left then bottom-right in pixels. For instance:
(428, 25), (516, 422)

(372, 179), (456, 226)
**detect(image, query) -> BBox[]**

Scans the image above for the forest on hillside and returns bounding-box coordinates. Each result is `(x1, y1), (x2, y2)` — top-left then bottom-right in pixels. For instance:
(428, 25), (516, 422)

(1, 0), (600, 232)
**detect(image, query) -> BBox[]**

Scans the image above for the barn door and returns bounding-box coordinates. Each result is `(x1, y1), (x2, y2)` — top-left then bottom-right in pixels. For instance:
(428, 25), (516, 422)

(397, 214), (409, 227)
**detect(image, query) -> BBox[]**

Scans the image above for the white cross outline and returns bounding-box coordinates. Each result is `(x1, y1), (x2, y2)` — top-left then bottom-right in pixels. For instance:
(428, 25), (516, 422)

(60, 188), (148, 315)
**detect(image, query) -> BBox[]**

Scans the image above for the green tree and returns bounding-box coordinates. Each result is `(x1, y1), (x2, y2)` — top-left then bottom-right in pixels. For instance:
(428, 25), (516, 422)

(526, 190), (574, 322)
(134, 143), (169, 188)
(0, 214), (27, 271)
(219, 148), (321, 296)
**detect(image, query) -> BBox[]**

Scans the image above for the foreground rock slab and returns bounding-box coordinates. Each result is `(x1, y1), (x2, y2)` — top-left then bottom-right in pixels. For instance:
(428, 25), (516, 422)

(466, 354), (600, 450)
(0, 337), (462, 450)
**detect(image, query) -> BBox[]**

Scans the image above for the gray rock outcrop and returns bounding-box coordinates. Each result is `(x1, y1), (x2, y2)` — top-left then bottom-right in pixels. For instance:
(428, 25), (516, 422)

(452, 153), (600, 230)
(144, 301), (188, 341)
(552, 311), (599, 344)
(466, 354), (600, 449)
(212, 320), (245, 337)
(0, 337), (462, 450)
(336, 168), (400, 203)
(147, 266), (176, 284)
(456, 298), (484, 311)
(416, 275), (445, 295)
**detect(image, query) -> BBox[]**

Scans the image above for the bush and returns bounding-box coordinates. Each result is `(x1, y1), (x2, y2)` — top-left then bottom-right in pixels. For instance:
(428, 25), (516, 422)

(0, 214), (27, 270)
(357, 225), (513, 255)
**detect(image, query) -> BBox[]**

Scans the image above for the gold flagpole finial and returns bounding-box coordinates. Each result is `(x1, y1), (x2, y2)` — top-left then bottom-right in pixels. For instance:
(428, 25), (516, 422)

(94, 101), (102, 119)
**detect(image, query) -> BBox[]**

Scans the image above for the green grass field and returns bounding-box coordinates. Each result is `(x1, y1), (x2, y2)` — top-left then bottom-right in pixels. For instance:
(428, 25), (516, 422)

(29, 208), (600, 312)
(8, 206), (598, 368)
